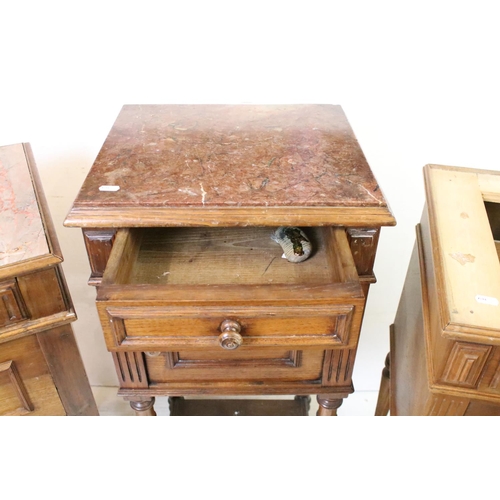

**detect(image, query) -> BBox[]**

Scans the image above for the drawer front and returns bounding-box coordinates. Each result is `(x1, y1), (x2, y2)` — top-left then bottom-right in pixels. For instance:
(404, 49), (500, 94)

(113, 347), (356, 390)
(144, 347), (324, 384)
(1, 269), (74, 342)
(17, 268), (68, 320)
(1, 269), (70, 331)
(99, 305), (355, 351)
(0, 280), (27, 329)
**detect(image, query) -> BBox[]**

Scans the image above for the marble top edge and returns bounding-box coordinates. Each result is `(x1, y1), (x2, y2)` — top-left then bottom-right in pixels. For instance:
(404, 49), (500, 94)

(70, 104), (389, 215)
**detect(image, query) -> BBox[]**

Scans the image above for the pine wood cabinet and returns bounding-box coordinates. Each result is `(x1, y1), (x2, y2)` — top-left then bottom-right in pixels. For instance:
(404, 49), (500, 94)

(65, 104), (395, 415)
(0, 143), (98, 416)
(376, 164), (500, 416)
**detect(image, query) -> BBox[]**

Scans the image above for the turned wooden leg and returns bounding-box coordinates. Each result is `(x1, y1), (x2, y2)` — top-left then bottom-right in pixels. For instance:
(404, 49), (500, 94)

(316, 394), (346, 416)
(375, 352), (391, 416)
(130, 397), (157, 416)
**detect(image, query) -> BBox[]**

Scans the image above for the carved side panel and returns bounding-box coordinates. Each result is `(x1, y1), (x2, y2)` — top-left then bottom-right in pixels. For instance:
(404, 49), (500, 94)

(426, 395), (469, 416)
(0, 280), (27, 328)
(469, 346), (500, 397)
(488, 361), (500, 391)
(82, 229), (116, 286)
(441, 342), (491, 388)
(0, 360), (34, 414)
(112, 351), (149, 389)
(322, 348), (356, 386)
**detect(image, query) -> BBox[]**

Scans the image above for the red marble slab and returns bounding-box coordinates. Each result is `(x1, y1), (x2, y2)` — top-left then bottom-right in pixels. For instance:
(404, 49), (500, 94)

(65, 104), (394, 227)
(0, 143), (49, 265)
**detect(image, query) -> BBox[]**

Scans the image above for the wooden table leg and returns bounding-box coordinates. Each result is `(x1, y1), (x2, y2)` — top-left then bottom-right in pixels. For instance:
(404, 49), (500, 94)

(375, 351), (391, 416)
(130, 397), (157, 416)
(316, 393), (348, 416)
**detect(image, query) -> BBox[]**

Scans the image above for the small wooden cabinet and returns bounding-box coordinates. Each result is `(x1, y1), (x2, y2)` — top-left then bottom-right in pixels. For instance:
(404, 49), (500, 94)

(376, 164), (500, 416)
(65, 104), (395, 416)
(0, 143), (98, 416)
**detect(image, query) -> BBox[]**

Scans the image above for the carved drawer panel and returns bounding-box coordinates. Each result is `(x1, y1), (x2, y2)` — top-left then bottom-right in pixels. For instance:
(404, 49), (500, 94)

(0, 280), (27, 329)
(114, 347), (358, 390)
(16, 268), (69, 320)
(0, 268), (74, 343)
(144, 347), (325, 384)
(99, 305), (354, 351)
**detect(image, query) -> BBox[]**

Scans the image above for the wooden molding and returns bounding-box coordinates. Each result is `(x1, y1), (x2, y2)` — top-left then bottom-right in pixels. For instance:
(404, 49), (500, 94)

(65, 205), (396, 229)
(112, 351), (149, 389)
(441, 342), (491, 388)
(82, 229), (116, 285)
(164, 350), (302, 370)
(426, 395), (469, 416)
(322, 348), (356, 386)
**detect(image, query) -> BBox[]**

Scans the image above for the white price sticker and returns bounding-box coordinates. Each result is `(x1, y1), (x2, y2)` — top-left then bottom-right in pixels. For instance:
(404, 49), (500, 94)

(475, 295), (499, 306)
(99, 185), (120, 192)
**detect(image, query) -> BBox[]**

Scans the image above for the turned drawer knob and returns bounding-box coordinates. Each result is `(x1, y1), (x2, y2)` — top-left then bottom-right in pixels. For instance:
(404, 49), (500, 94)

(218, 319), (243, 350)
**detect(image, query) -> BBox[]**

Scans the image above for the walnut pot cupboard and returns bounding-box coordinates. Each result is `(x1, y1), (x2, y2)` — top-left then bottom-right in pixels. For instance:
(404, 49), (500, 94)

(0, 143), (98, 416)
(65, 104), (395, 416)
(375, 164), (500, 416)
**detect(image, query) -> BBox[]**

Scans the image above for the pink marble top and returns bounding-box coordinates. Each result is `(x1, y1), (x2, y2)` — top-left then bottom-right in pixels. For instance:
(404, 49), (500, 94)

(67, 104), (393, 226)
(0, 143), (49, 266)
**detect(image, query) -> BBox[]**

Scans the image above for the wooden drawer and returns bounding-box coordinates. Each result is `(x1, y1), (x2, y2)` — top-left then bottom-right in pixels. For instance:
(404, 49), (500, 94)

(96, 226), (365, 352)
(100, 304), (354, 351)
(113, 346), (356, 393)
(144, 347), (325, 384)
(0, 268), (74, 342)
(16, 268), (69, 320)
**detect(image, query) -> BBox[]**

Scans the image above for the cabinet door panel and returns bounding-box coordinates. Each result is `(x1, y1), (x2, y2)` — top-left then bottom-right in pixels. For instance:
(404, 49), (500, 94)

(145, 347), (324, 383)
